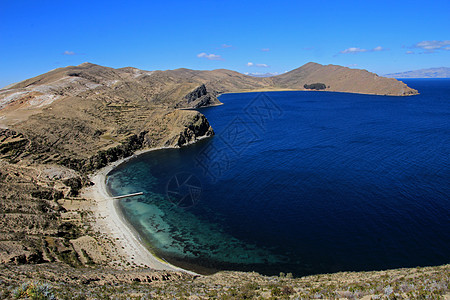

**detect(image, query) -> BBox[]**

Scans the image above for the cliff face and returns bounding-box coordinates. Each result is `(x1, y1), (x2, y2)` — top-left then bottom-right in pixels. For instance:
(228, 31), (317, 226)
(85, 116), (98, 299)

(162, 110), (214, 147)
(72, 110), (214, 172)
(179, 84), (217, 108)
(0, 109), (213, 172)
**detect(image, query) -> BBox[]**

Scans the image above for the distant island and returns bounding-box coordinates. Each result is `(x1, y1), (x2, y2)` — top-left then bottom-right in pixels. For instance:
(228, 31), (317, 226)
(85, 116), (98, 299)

(385, 67), (450, 78)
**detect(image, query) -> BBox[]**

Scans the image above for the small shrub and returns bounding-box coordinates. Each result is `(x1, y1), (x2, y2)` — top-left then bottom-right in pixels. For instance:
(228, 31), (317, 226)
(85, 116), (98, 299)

(384, 285), (393, 296)
(13, 282), (56, 300)
(63, 177), (82, 196)
(271, 286), (282, 296)
(281, 285), (295, 295)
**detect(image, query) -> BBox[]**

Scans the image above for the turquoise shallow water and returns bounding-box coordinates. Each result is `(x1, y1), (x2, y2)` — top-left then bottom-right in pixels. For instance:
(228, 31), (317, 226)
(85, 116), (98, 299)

(107, 79), (450, 275)
(107, 152), (285, 274)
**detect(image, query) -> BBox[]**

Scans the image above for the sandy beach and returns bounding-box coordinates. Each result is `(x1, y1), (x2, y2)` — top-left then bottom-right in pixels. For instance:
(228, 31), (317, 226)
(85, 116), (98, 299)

(81, 149), (197, 275)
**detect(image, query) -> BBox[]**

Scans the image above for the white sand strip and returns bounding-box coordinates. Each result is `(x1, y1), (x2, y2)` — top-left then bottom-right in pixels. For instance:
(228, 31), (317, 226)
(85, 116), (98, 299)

(82, 148), (198, 275)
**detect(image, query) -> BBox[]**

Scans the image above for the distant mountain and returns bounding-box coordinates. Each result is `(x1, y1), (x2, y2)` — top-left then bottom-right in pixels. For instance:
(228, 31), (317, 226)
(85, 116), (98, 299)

(385, 67), (450, 78)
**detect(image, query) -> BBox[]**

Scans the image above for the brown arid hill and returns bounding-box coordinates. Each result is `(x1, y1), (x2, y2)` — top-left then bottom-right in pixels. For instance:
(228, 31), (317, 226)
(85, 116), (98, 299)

(0, 62), (417, 123)
(0, 62), (417, 171)
(272, 62), (418, 95)
(1, 62), (443, 299)
(0, 63), (218, 171)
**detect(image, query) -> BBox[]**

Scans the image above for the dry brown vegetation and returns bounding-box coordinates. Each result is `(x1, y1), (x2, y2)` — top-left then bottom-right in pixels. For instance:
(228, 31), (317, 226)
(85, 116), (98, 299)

(0, 263), (448, 299)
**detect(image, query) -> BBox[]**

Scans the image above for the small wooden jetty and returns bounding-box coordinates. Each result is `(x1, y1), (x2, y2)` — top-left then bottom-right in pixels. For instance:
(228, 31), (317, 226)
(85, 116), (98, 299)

(112, 192), (144, 199)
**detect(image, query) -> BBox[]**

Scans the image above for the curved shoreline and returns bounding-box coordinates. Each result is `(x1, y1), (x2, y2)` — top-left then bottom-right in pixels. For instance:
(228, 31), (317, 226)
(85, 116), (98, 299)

(82, 146), (201, 275)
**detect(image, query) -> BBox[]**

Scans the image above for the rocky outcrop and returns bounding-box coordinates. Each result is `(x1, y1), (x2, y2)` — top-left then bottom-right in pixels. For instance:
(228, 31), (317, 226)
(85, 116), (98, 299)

(162, 110), (214, 147)
(180, 84), (220, 108)
(0, 129), (29, 161)
(0, 262), (194, 286)
(71, 132), (150, 172)
(57, 110), (214, 172)
(184, 84), (208, 103)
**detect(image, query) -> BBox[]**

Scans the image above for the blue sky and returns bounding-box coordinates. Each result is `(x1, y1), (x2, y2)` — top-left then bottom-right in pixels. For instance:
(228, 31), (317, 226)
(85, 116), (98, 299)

(0, 0), (449, 87)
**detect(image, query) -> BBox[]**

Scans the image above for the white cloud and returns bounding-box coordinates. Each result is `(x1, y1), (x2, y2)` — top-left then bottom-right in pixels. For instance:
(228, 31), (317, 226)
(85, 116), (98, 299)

(340, 47), (368, 54)
(413, 40), (450, 52)
(261, 48), (270, 52)
(341, 47), (366, 54)
(373, 46), (384, 51)
(222, 44), (232, 48)
(247, 62), (269, 67)
(197, 52), (223, 60)
(406, 50), (414, 54)
(340, 46), (387, 54)
(63, 50), (76, 55)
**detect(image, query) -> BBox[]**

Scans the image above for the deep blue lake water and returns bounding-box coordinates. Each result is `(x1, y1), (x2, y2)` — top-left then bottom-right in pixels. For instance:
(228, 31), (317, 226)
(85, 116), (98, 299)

(107, 79), (450, 276)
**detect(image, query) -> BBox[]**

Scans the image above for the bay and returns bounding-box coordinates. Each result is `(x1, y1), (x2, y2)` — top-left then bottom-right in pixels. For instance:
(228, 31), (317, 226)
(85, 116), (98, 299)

(107, 79), (450, 275)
